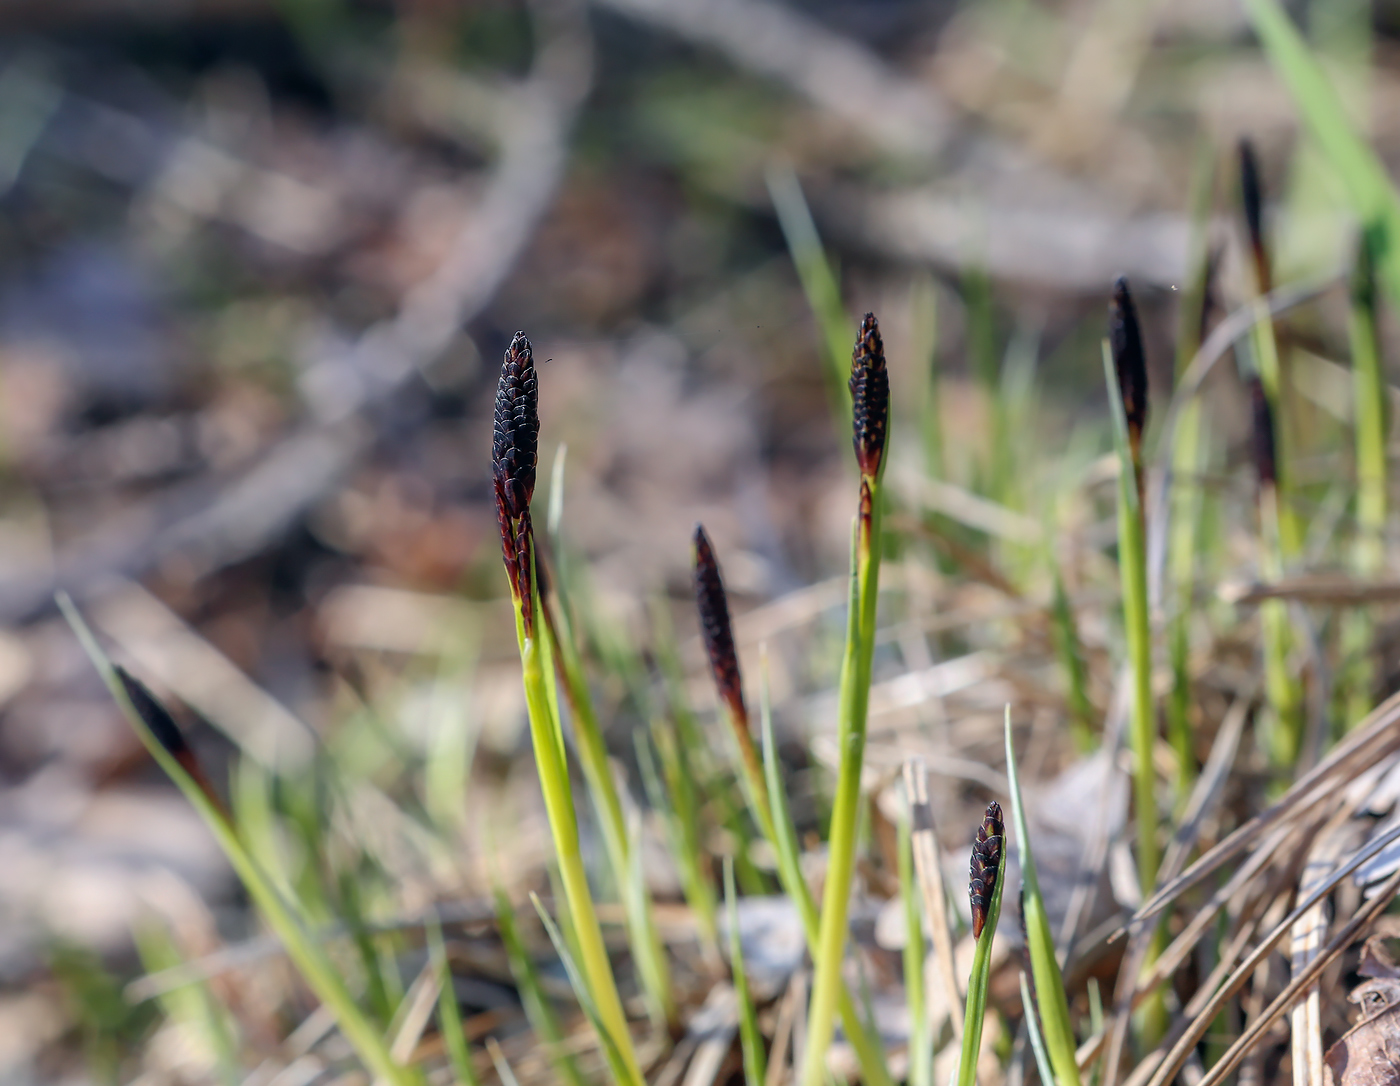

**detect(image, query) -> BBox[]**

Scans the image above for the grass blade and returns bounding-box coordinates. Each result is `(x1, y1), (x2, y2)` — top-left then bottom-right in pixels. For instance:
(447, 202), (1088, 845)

(427, 914), (481, 1086)
(1245, 0), (1400, 314)
(59, 594), (419, 1086)
(1005, 708), (1081, 1086)
(725, 858), (767, 1086)
(493, 889), (588, 1086)
(1020, 971), (1056, 1086)
(898, 791), (930, 1086)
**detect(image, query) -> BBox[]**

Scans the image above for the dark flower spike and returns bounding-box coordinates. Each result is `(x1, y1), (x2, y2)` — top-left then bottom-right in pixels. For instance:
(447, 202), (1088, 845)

(849, 313), (889, 480)
(1197, 245), (1223, 350)
(693, 524), (746, 724)
(1238, 139), (1270, 295)
(969, 800), (1004, 940)
(1108, 277), (1149, 481)
(1353, 229), (1379, 316)
(1248, 375), (1277, 490)
(115, 665), (224, 813)
(493, 332), (540, 632)
(493, 331), (539, 520)
(693, 524), (768, 795)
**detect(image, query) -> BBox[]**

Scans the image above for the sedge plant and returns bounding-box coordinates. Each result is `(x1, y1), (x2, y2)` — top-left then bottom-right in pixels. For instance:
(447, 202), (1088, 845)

(60, 599), (421, 1086)
(955, 800), (1007, 1086)
(491, 332), (644, 1086)
(1104, 281), (1168, 1046)
(1105, 280), (1159, 896)
(693, 527), (894, 1086)
(800, 313), (891, 1086)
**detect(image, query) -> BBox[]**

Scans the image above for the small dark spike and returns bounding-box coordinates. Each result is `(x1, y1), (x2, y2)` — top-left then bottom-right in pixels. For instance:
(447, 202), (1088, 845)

(1353, 230), (1379, 315)
(114, 665), (226, 815)
(492, 332), (540, 631)
(1239, 139), (1270, 295)
(1197, 246), (1222, 350)
(693, 525), (745, 722)
(1109, 277), (1149, 471)
(849, 313), (889, 479)
(1249, 376), (1277, 490)
(969, 800), (1004, 940)
(115, 665), (190, 760)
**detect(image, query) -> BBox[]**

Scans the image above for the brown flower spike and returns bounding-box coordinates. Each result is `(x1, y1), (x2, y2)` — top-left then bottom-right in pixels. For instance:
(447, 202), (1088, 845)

(694, 524), (746, 723)
(969, 800), (1004, 940)
(849, 313), (889, 480)
(493, 332), (540, 631)
(1239, 138), (1270, 296)
(1248, 375), (1277, 490)
(115, 665), (224, 813)
(693, 525), (765, 785)
(1108, 277), (1148, 488)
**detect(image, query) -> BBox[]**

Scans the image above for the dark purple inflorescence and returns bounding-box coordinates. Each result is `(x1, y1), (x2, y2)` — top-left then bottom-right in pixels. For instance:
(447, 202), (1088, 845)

(969, 800), (1004, 940)
(1238, 139), (1270, 294)
(693, 524), (745, 722)
(116, 665), (190, 761)
(849, 312), (889, 480)
(1108, 277), (1148, 463)
(492, 332), (541, 629)
(1248, 376), (1277, 490)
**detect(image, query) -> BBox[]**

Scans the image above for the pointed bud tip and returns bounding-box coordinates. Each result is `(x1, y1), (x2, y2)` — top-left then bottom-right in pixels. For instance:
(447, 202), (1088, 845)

(1108, 277), (1148, 448)
(114, 665), (190, 759)
(693, 526), (745, 722)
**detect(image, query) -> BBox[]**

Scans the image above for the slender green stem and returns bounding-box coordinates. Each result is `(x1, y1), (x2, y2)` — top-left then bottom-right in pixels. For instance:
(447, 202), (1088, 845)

(1103, 345), (1159, 894)
(1165, 142), (1215, 800)
(514, 574), (644, 1086)
(1248, 307), (1303, 560)
(493, 889), (588, 1086)
(1344, 236), (1387, 727)
(725, 859), (767, 1086)
(542, 594), (676, 1028)
(722, 655), (894, 1086)
(898, 797), (930, 1086)
(1103, 343), (1167, 1047)
(428, 914), (481, 1086)
(1259, 486), (1303, 766)
(802, 475), (885, 1086)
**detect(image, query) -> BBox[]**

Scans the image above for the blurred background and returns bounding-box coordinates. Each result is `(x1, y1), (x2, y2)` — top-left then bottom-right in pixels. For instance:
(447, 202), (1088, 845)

(0, 0), (1390, 1082)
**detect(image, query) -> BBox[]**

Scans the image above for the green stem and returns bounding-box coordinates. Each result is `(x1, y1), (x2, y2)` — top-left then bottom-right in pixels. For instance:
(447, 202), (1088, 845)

(543, 598), (676, 1028)
(514, 581), (644, 1086)
(801, 476), (885, 1086)
(1344, 238), (1387, 726)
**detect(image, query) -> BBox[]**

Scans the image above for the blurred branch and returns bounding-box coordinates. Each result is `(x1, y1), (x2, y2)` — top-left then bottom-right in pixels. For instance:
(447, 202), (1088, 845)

(1, 0), (592, 620)
(594, 0), (1195, 287)
(591, 0), (953, 161)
